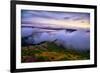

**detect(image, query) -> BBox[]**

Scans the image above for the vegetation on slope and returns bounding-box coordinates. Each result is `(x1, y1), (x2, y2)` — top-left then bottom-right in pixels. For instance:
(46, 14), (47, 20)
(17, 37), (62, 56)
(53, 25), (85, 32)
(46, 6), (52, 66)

(21, 42), (90, 63)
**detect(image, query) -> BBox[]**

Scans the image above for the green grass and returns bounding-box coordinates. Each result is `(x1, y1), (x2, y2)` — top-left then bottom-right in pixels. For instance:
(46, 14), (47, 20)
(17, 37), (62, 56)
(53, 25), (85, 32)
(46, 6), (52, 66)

(21, 41), (90, 63)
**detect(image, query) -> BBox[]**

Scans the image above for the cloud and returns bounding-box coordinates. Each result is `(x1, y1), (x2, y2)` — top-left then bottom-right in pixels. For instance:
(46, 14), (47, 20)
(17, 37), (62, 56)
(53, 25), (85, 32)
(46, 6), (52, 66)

(21, 10), (90, 20)
(22, 28), (90, 51)
(21, 10), (90, 50)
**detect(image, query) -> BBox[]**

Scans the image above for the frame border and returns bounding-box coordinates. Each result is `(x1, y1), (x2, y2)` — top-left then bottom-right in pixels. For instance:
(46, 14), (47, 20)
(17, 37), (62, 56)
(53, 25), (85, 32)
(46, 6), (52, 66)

(10, 1), (97, 72)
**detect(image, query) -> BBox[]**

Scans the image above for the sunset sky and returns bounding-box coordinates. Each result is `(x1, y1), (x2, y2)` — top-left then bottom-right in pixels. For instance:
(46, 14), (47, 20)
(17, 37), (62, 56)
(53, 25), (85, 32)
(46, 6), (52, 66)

(21, 10), (90, 30)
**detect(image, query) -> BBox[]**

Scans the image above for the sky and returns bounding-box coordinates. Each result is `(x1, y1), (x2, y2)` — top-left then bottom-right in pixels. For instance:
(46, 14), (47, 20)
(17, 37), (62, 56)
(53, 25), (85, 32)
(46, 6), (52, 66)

(21, 10), (90, 30)
(21, 10), (90, 50)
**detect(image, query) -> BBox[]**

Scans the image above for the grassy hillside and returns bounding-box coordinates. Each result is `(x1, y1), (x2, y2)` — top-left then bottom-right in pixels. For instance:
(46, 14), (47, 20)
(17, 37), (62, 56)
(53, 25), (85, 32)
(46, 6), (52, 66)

(21, 42), (90, 63)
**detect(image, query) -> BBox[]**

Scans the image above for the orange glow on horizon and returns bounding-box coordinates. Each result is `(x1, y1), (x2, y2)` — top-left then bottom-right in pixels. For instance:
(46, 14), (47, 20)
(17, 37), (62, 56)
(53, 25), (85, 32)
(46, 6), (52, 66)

(30, 18), (90, 30)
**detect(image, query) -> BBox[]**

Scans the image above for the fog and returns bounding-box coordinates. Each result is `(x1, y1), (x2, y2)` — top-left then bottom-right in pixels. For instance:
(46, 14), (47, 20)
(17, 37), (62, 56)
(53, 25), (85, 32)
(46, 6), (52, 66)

(22, 28), (90, 51)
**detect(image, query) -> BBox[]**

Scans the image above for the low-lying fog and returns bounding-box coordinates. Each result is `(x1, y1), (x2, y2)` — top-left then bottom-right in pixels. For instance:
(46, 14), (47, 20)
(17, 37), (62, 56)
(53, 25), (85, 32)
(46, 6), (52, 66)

(21, 28), (90, 51)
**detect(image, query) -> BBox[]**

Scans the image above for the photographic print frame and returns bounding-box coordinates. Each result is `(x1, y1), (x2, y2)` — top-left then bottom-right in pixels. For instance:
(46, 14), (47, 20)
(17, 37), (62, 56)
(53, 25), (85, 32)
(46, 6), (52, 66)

(10, 0), (97, 72)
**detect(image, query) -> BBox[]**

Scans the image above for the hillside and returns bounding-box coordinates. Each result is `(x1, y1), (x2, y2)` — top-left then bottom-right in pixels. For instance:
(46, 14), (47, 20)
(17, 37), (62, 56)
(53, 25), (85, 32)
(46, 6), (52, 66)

(21, 41), (90, 63)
